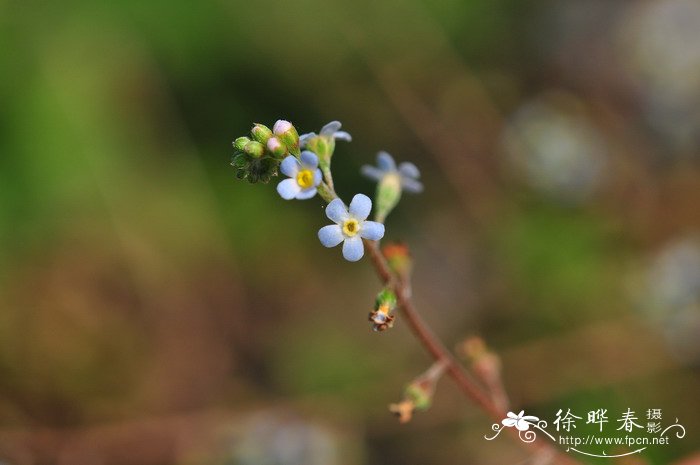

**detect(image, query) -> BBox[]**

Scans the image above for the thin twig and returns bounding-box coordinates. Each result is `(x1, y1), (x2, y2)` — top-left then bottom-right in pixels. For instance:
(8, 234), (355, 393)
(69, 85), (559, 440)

(363, 239), (582, 465)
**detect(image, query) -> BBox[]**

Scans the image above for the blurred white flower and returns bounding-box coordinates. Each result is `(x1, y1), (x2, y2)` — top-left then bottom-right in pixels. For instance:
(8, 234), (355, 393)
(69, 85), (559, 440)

(634, 236), (700, 363)
(618, 0), (700, 151)
(501, 92), (608, 203)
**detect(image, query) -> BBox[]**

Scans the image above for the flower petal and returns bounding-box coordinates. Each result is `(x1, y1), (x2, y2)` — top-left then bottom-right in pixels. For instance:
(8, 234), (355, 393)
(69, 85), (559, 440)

(320, 121), (342, 136)
(333, 130), (352, 141)
(398, 162), (420, 179)
(318, 225), (344, 247)
(300, 150), (319, 169)
(277, 178), (301, 200)
(313, 168), (322, 186)
(280, 156), (300, 177)
(507, 412), (519, 419)
(360, 221), (385, 241)
(299, 132), (316, 147)
(348, 193), (372, 221)
(296, 187), (317, 200)
(342, 236), (364, 261)
(401, 177), (424, 194)
(326, 198), (349, 223)
(360, 165), (385, 181)
(377, 151), (397, 171)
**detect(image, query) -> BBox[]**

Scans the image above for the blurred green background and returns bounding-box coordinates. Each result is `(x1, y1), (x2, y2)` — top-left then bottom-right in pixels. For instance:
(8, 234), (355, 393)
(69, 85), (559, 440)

(1, 0), (700, 464)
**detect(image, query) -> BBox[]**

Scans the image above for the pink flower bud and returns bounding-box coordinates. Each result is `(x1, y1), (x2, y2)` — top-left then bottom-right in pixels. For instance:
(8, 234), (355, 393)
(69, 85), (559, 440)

(266, 136), (287, 157)
(273, 119), (293, 135)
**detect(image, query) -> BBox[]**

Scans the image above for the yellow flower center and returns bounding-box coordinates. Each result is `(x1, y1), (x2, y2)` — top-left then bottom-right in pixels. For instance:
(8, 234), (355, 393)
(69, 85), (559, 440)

(342, 218), (360, 237)
(296, 169), (314, 189)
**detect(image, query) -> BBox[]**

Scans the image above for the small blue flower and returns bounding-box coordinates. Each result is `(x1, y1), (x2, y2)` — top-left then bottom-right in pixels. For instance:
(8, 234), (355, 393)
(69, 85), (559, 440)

(361, 151), (423, 193)
(300, 121), (352, 147)
(318, 194), (385, 262)
(276, 151), (322, 200)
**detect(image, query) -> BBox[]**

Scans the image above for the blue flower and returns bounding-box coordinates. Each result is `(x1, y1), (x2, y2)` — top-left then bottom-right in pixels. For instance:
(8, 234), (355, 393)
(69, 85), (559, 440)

(300, 121), (352, 147)
(318, 194), (385, 262)
(276, 151), (322, 200)
(361, 151), (423, 193)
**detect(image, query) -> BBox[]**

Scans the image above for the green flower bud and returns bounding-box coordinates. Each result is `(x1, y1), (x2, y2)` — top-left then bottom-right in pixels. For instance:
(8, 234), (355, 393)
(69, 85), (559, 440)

(405, 381), (433, 411)
(374, 172), (402, 223)
(369, 288), (398, 332)
(251, 124), (273, 144)
(375, 288), (397, 311)
(233, 136), (250, 151)
(305, 136), (334, 168)
(243, 140), (265, 158)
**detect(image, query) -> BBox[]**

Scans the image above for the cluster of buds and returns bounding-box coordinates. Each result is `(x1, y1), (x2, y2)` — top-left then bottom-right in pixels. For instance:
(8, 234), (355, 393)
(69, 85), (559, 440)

(389, 361), (447, 423)
(231, 120), (300, 183)
(369, 288), (397, 331)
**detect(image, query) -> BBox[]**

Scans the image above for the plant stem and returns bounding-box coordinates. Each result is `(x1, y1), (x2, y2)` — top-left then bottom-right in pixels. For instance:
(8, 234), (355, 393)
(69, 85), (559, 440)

(363, 239), (583, 465)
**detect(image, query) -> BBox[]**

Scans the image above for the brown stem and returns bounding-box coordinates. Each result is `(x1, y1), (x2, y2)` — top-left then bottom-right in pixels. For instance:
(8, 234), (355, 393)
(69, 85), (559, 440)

(363, 239), (582, 465)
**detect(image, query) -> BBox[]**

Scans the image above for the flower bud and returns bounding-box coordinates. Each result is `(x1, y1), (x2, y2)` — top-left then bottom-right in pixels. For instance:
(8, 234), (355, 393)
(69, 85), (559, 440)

(266, 136), (288, 158)
(405, 379), (433, 410)
(457, 337), (508, 411)
(273, 119), (299, 153)
(243, 140), (265, 158)
(251, 123), (273, 144)
(382, 242), (412, 280)
(305, 136), (333, 169)
(369, 288), (398, 332)
(233, 136), (250, 151)
(374, 172), (402, 223)
(389, 361), (447, 423)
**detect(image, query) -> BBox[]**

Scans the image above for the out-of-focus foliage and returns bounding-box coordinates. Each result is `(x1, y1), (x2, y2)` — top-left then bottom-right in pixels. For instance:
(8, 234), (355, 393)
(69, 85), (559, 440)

(1, 0), (699, 464)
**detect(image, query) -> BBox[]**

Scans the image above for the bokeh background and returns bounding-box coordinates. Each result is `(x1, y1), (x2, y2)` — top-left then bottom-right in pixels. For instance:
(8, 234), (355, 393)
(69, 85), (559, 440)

(1, 0), (700, 464)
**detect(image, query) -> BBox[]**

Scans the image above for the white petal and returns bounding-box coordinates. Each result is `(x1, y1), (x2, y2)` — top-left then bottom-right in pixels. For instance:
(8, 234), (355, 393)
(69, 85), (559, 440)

(361, 165), (385, 181)
(320, 121), (342, 136)
(313, 169), (322, 187)
(277, 178), (301, 200)
(280, 156), (300, 177)
(502, 418), (518, 427)
(334, 130), (352, 141)
(359, 221), (384, 241)
(377, 151), (396, 171)
(318, 225), (344, 247)
(326, 198), (348, 223)
(507, 411), (519, 419)
(342, 236), (364, 261)
(296, 187), (317, 200)
(348, 193), (372, 221)
(300, 150), (319, 169)
(299, 132), (316, 147)
(398, 162), (420, 179)
(401, 177), (424, 193)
